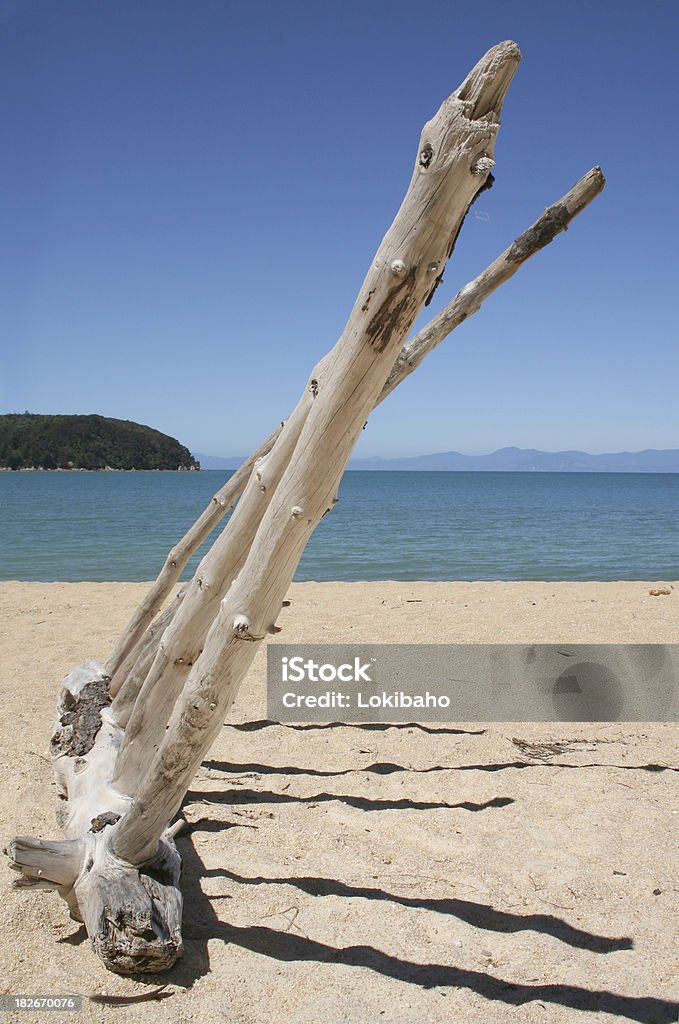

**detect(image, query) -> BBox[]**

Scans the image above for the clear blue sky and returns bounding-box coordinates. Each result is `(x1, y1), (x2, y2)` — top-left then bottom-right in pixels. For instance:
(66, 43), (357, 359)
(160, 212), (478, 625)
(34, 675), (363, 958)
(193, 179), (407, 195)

(1, 0), (677, 458)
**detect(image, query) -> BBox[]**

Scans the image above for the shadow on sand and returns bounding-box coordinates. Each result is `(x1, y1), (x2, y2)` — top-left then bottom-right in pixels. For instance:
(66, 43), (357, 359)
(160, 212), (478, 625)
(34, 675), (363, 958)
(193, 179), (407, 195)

(203, 757), (678, 777)
(165, 835), (677, 1024)
(185, 787), (515, 813)
(115, 720), (676, 1022)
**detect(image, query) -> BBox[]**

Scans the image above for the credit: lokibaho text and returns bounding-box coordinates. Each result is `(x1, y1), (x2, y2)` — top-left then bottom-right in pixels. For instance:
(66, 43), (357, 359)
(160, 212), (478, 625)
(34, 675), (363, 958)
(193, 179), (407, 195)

(282, 690), (452, 709)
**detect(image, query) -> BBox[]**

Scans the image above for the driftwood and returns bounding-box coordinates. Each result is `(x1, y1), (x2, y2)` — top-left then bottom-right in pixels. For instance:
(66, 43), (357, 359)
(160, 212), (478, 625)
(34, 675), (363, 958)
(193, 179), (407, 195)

(6, 42), (605, 974)
(105, 431), (282, 683)
(108, 163), (605, 717)
(111, 40), (522, 868)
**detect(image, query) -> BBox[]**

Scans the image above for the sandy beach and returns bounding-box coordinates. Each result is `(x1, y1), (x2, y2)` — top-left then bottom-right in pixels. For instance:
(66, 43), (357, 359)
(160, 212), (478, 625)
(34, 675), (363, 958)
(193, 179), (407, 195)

(1, 580), (677, 1023)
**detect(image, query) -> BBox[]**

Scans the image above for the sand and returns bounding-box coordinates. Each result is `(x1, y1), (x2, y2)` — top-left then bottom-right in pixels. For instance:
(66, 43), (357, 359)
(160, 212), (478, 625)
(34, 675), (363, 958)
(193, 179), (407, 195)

(0, 580), (677, 1024)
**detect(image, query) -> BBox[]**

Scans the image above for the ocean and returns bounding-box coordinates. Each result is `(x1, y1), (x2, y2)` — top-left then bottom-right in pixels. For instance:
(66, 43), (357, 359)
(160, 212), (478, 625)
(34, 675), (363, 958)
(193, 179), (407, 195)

(1, 470), (678, 583)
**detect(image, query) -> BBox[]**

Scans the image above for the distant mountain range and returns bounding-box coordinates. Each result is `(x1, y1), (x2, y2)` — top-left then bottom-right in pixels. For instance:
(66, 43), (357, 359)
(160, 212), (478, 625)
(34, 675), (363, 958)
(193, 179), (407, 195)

(196, 446), (679, 473)
(195, 453), (247, 470)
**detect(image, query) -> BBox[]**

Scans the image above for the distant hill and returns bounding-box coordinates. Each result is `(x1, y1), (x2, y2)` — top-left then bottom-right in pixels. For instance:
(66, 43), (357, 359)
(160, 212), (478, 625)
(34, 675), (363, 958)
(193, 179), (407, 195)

(348, 446), (679, 472)
(0, 414), (200, 471)
(194, 452), (244, 470)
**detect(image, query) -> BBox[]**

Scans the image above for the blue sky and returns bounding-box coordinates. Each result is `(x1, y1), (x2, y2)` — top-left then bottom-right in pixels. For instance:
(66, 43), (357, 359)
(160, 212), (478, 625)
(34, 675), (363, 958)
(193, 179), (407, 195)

(1, 0), (677, 458)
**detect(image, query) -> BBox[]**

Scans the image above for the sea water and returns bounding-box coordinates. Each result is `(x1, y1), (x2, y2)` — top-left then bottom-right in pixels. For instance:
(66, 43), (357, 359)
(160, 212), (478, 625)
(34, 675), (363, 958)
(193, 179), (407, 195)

(1, 470), (677, 582)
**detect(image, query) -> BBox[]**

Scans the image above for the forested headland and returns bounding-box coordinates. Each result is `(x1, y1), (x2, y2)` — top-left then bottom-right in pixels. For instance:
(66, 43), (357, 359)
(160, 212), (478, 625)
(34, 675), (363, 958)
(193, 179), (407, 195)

(0, 414), (200, 471)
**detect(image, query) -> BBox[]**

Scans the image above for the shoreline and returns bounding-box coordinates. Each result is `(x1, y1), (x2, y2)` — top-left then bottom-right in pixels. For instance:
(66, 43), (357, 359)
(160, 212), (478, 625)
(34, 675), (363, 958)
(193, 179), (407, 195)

(0, 466), (200, 472)
(4, 466), (679, 473)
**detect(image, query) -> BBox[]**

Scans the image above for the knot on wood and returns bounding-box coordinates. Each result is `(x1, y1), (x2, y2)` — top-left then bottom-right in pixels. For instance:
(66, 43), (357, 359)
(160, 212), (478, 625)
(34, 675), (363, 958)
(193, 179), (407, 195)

(90, 812), (122, 834)
(309, 379), (319, 398)
(471, 155), (495, 177)
(232, 615), (263, 641)
(419, 143), (433, 168)
(291, 506), (304, 518)
(390, 259), (407, 276)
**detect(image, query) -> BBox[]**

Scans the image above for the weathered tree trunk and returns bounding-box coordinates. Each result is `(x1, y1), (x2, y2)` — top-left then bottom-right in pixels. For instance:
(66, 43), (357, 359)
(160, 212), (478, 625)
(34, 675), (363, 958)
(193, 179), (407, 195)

(109, 164), (605, 769)
(6, 663), (182, 972)
(111, 365), (327, 793)
(6, 43), (604, 976)
(109, 40), (523, 872)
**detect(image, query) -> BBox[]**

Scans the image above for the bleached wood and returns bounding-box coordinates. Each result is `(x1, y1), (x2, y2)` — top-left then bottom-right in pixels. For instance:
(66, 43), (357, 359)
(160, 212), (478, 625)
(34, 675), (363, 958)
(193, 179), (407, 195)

(106, 38), (527, 688)
(50, 664), (129, 835)
(5, 661), (182, 972)
(112, 42), (523, 793)
(110, 589), (185, 723)
(70, 829), (182, 974)
(112, 40), (521, 866)
(105, 429), (283, 686)
(111, 165), (605, 777)
(111, 373), (324, 792)
(7, 828), (182, 973)
(386, 166), (606, 389)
